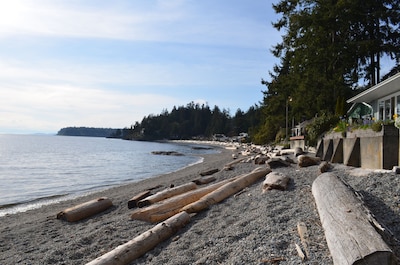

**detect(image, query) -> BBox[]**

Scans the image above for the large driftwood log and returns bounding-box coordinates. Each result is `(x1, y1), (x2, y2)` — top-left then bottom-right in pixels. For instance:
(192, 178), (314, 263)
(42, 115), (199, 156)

(181, 167), (271, 214)
(137, 182), (197, 208)
(312, 173), (394, 265)
(131, 178), (235, 223)
(57, 197), (113, 222)
(86, 212), (190, 265)
(128, 190), (152, 209)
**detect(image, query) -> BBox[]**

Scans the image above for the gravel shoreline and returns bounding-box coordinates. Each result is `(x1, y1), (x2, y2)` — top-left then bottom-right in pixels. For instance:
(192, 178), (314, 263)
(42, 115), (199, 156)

(1, 144), (399, 264)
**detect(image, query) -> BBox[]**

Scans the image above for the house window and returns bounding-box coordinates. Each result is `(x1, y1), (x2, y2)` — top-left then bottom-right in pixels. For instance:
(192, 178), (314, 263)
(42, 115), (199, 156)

(379, 98), (394, 121)
(379, 101), (384, 120)
(385, 99), (391, 120)
(397, 95), (400, 115)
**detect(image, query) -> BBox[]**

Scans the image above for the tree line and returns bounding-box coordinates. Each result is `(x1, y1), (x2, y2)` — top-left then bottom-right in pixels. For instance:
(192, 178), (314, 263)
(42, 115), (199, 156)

(253, 0), (400, 143)
(57, 127), (125, 138)
(124, 102), (262, 141)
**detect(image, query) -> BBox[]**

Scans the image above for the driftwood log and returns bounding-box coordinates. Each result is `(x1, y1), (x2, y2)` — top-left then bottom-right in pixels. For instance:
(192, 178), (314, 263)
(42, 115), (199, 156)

(223, 157), (246, 170)
(57, 197), (113, 222)
(86, 212), (191, 265)
(137, 182), (197, 208)
(128, 190), (152, 209)
(181, 167), (271, 214)
(312, 173), (394, 264)
(297, 222), (310, 259)
(131, 178), (235, 223)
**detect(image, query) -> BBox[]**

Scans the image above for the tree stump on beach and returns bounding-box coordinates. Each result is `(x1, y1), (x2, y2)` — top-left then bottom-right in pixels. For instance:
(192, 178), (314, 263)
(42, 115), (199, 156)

(128, 190), (152, 209)
(312, 173), (395, 264)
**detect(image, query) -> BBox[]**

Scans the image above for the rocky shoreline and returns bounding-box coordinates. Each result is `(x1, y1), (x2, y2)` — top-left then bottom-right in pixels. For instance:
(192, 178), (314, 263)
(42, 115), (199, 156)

(1, 143), (399, 264)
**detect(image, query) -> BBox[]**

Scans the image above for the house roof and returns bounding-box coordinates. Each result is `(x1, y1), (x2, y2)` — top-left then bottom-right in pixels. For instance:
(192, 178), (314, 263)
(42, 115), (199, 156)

(347, 72), (400, 103)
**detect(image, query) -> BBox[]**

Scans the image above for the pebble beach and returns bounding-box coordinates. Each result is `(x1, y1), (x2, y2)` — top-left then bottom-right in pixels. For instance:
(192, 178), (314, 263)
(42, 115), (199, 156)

(1, 143), (400, 264)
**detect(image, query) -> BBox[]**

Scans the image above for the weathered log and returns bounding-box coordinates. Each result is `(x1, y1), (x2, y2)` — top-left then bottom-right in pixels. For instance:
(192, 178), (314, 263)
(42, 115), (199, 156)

(223, 157), (246, 170)
(137, 182), (197, 208)
(131, 178), (235, 222)
(295, 243), (306, 261)
(128, 190), (152, 209)
(312, 173), (394, 264)
(57, 197), (113, 222)
(262, 172), (290, 192)
(86, 212), (190, 265)
(192, 175), (216, 185)
(199, 168), (219, 176)
(181, 167), (271, 214)
(297, 222), (310, 259)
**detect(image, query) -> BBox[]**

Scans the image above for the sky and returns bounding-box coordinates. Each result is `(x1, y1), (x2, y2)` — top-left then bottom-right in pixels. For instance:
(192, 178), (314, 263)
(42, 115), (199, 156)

(1, 1), (396, 134)
(0, 0), (283, 134)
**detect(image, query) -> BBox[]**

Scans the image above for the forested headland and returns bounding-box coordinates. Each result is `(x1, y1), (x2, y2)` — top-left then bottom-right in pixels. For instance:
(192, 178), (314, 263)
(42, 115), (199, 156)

(57, 127), (126, 138)
(124, 102), (262, 141)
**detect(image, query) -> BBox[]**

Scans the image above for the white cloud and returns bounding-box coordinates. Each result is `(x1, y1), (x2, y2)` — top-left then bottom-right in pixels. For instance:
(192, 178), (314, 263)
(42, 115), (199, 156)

(0, 0), (275, 48)
(0, 81), (181, 133)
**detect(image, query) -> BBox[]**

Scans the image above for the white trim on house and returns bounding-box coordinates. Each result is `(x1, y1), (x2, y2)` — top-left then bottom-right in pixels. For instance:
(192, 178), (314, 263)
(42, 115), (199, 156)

(347, 72), (400, 104)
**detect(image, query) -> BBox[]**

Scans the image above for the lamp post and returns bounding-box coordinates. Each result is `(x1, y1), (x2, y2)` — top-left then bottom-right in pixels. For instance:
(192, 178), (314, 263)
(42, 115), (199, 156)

(285, 96), (292, 143)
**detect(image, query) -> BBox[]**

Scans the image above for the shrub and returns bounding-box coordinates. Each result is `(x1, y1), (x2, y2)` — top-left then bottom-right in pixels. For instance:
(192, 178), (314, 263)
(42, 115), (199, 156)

(371, 122), (382, 132)
(306, 112), (339, 146)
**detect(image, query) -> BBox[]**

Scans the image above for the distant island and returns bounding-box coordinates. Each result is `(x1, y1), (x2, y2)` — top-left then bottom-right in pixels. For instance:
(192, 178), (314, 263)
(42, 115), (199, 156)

(57, 127), (123, 138)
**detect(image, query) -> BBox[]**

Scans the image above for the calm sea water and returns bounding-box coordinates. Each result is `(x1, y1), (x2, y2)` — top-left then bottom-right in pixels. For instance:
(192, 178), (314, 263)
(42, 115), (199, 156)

(0, 134), (217, 216)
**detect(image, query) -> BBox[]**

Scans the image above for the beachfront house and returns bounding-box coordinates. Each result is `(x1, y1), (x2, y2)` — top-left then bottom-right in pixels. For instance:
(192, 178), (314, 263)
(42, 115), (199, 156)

(319, 72), (400, 170)
(347, 72), (400, 122)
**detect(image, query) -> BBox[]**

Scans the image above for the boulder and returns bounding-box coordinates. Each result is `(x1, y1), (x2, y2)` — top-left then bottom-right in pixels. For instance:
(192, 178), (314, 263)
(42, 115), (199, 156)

(267, 157), (291, 168)
(294, 147), (304, 157)
(254, 155), (269, 165)
(262, 172), (290, 192)
(298, 155), (320, 167)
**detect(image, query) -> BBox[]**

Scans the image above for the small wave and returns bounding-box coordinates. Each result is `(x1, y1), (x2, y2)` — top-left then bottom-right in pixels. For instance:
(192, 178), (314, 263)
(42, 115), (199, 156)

(0, 194), (70, 217)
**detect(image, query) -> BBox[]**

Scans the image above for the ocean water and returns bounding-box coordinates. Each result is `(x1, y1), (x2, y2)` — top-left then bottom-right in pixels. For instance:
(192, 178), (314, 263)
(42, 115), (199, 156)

(0, 134), (217, 216)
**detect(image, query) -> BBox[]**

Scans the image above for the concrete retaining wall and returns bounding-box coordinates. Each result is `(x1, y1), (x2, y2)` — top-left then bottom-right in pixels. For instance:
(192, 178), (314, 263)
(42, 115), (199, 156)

(318, 125), (399, 170)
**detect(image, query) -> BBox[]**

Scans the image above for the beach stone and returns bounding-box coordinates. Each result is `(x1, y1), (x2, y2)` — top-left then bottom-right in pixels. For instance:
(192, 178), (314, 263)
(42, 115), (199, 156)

(298, 155), (320, 167)
(319, 161), (331, 174)
(254, 155), (269, 165)
(393, 166), (400, 174)
(262, 172), (290, 192)
(294, 147), (304, 157)
(267, 157), (291, 168)
(151, 151), (184, 156)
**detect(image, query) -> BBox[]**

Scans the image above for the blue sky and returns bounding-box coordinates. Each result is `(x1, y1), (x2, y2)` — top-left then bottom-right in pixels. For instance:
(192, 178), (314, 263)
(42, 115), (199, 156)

(0, 0), (282, 134)
(0, 1), (395, 134)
